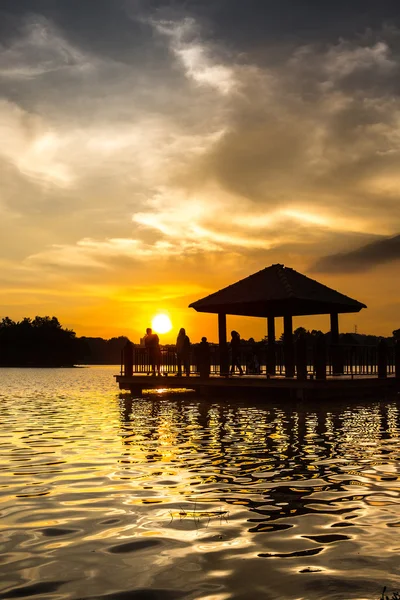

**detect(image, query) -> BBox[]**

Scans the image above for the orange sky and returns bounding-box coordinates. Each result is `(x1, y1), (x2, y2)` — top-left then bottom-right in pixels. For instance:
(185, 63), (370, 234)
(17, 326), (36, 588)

(0, 2), (399, 343)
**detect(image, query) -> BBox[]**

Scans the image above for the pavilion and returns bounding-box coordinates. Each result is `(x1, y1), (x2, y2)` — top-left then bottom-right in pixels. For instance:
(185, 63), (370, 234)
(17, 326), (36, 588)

(189, 264), (367, 377)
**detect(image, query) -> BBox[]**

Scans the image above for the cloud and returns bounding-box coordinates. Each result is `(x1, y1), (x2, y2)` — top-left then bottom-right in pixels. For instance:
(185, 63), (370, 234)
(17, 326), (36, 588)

(3, 12), (400, 263)
(312, 234), (400, 273)
(325, 41), (396, 79)
(0, 16), (92, 79)
(152, 17), (237, 95)
(193, 38), (400, 231)
(0, 99), (75, 187)
(1, 1), (400, 336)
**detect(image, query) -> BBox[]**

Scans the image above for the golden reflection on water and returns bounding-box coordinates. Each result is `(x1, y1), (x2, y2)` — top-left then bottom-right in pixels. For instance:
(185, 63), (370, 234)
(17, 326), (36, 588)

(1, 367), (400, 600)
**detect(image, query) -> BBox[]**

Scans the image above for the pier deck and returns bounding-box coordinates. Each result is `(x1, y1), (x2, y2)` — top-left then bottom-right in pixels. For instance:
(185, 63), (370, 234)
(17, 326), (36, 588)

(115, 373), (399, 400)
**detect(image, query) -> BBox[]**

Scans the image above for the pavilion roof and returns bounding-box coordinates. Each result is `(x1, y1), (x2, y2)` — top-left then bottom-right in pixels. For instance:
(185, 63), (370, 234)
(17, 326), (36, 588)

(189, 264), (367, 318)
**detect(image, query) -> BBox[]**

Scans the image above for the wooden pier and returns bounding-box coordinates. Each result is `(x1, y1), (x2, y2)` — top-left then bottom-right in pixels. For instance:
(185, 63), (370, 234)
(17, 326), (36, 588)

(115, 373), (399, 400)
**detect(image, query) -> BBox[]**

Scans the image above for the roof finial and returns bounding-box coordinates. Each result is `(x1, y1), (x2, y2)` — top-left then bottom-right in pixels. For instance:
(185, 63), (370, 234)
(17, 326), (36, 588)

(276, 264), (294, 297)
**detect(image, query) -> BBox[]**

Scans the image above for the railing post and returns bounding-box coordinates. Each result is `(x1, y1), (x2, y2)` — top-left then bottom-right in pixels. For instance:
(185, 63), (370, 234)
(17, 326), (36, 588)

(330, 313), (343, 375)
(378, 339), (388, 379)
(314, 334), (327, 380)
(266, 316), (276, 376)
(123, 341), (133, 377)
(295, 333), (307, 380)
(283, 315), (295, 378)
(349, 346), (354, 379)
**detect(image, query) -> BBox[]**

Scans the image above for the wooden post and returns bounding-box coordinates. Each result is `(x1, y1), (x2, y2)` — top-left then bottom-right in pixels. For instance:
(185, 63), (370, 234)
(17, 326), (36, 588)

(283, 314), (295, 378)
(378, 339), (388, 379)
(218, 313), (229, 376)
(123, 341), (133, 377)
(266, 316), (276, 376)
(330, 312), (343, 375)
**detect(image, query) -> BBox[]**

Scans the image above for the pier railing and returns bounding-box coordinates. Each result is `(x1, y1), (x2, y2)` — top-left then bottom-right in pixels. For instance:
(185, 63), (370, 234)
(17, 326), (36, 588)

(121, 342), (399, 379)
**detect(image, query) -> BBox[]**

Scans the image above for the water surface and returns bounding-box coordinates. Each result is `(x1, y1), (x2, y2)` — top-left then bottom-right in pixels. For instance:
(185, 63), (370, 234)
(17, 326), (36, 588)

(1, 366), (400, 600)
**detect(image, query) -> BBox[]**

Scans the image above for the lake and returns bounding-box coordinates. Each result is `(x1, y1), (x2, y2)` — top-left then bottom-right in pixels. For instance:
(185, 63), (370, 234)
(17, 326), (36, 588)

(1, 366), (399, 600)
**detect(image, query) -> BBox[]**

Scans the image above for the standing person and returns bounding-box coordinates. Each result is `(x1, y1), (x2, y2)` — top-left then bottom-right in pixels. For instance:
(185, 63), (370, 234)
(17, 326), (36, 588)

(198, 337), (211, 379)
(246, 337), (260, 375)
(230, 330), (243, 376)
(176, 328), (191, 376)
(144, 327), (161, 376)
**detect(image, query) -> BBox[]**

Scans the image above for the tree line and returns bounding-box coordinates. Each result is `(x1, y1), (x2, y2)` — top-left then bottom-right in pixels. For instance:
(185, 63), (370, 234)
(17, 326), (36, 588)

(0, 316), (135, 367)
(277, 327), (399, 347)
(0, 316), (398, 367)
(0, 316), (84, 367)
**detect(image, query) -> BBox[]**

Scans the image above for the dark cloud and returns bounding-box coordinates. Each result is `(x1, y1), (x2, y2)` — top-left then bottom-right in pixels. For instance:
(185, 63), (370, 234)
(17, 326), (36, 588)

(3, 1), (400, 53)
(195, 62), (400, 219)
(171, 0), (400, 59)
(312, 234), (400, 273)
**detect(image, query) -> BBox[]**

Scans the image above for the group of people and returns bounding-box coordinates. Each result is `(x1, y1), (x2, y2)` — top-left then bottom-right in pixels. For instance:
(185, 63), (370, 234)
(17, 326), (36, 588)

(144, 327), (244, 377)
(143, 327), (199, 377)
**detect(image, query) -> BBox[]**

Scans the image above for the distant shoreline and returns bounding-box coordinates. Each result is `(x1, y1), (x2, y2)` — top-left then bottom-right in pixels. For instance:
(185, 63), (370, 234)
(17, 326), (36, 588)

(0, 364), (78, 368)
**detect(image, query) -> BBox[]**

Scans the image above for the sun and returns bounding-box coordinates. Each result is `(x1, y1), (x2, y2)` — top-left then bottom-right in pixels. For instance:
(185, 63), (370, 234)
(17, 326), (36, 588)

(152, 314), (172, 334)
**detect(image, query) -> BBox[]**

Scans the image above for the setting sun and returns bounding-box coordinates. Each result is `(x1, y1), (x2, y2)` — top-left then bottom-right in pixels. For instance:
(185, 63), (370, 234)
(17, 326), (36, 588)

(152, 314), (173, 334)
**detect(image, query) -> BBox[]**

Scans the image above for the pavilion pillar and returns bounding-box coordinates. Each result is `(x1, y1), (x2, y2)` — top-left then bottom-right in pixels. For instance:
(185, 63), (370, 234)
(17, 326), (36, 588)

(283, 315), (295, 378)
(218, 313), (229, 376)
(266, 316), (276, 376)
(330, 312), (343, 375)
(330, 312), (339, 342)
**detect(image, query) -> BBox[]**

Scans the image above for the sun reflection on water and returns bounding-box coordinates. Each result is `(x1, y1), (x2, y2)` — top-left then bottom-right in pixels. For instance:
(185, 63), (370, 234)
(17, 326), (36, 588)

(0, 367), (400, 599)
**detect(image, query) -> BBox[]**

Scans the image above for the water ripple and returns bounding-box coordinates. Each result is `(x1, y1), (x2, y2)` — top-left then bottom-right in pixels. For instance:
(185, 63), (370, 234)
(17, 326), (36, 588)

(0, 367), (400, 599)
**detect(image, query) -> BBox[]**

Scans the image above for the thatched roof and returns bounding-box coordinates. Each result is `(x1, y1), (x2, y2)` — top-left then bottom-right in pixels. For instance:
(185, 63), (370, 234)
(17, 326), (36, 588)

(189, 264), (366, 318)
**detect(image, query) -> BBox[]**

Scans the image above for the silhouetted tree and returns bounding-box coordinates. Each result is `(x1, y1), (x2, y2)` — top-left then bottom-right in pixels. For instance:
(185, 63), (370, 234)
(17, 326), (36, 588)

(310, 329), (324, 337)
(0, 316), (84, 367)
(340, 332), (359, 345)
(293, 327), (307, 341)
(79, 336), (131, 364)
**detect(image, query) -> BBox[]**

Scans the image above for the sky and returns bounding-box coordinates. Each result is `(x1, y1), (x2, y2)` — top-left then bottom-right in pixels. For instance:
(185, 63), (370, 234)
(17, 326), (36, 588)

(1, 0), (399, 343)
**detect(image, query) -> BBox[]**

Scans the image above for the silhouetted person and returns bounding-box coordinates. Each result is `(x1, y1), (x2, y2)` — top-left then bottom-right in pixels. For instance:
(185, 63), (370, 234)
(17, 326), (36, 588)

(230, 330), (243, 376)
(198, 336), (211, 378)
(176, 327), (191, 376)
(144, 327), (161, 376)
(246, 337), (260, 374)
(314, 332), (326, 380)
